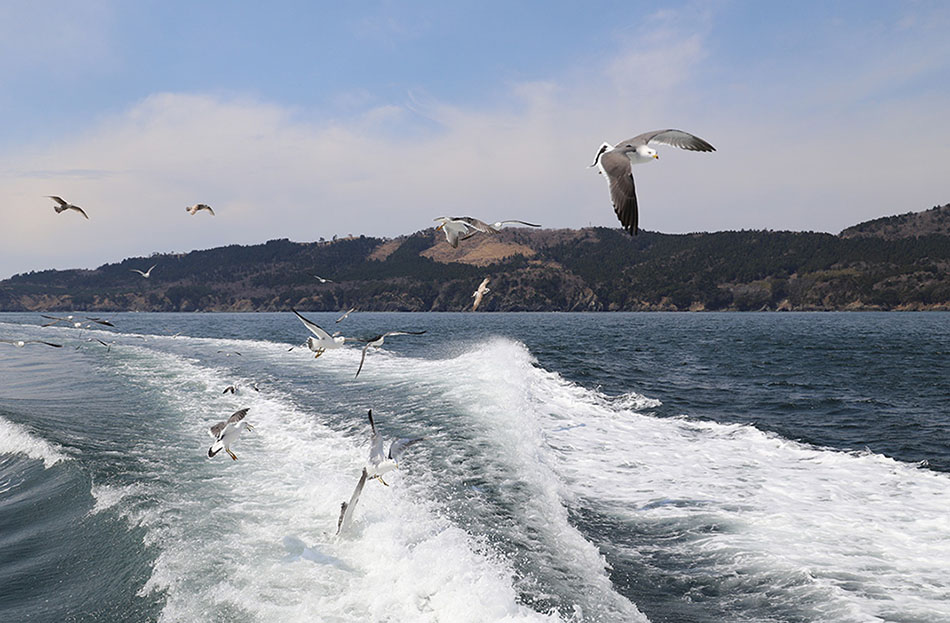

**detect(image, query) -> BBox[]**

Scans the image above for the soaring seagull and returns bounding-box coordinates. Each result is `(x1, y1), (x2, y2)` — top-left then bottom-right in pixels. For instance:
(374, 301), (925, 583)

(472, 277), (490, 311)
(1, 338), (63, 348)
(47, 196), (89, 219)
(590, 129), (715, 235)
(186, 203), (215, 216)
(85, 316), (115, 327)
(310, 274), (333, 283)
(336, 307), (356, 323)
(354, 330), (426, 378)
(292, 308), (346, 358)
(208, 407), (253, 460)
(130, 264), (156, 278)
(433, 216), (540, 248)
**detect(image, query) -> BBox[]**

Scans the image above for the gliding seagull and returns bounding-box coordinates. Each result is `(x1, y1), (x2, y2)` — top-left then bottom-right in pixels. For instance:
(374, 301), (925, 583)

(1, 338), (63, 348)
(291, 308), (346, 358)
(590, 129), (715, 235)
(336, 307), (356, 323)
(472, 277), (490, 311)
(47, 196), (89, 219)
(208, 407), (253, 460)
(130, 264), (156, 278)
(433, 216), (540, 248)
(354, 330), (426, 378)
(186, 203), (215, 216)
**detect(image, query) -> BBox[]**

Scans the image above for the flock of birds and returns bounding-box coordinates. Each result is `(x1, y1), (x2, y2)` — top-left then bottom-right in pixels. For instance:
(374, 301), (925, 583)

(19, 127), (717, 534)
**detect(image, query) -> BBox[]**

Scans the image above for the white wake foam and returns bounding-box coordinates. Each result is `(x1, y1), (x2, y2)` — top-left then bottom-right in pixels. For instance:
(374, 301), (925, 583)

(0, 416), (68, 468)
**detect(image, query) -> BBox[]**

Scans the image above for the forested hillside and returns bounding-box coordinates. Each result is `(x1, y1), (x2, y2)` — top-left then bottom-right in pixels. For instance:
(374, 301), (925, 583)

(2, 205), (948, 312)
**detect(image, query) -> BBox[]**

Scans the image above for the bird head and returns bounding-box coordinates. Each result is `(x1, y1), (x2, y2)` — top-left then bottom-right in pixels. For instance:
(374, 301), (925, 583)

(433, 217), (448, 231)
(589, 143), (612, 167)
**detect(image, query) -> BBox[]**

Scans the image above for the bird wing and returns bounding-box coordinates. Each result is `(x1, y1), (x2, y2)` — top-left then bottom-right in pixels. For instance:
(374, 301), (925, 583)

(388, 437), (424, 461)
(46, 196), (67, 206)
(368, 413), (385, 466)
(495, 220), (541, 228)
(632, 129), (716, 152)
(599, 150), (639, 235)
(456, 217), (496, 233)
(85, 317), (115, 326)
(335, 308), (355, 323)
(336, 468), (368, 535)
(355, 343), (372, 377)
(292, 308), (332, 340)
(130, 269), (145, 276)
(226, 408), (250, 425)
(209, 421), (227, 439)
(383, 330), (426, 337)
(200, 204), (215, 215)
(37, 341), (63, 347)
(69, 206), (90, 219)
(472, 291), (484, 311)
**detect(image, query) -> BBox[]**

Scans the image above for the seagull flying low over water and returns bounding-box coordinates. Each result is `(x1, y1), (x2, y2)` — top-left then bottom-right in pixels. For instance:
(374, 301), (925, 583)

(130, 264), (156, 278)
(85, 316), (115, 327)
(208, 408), (253, 460)
(590, 129), (715, 235)
(433, 216), (541, 248)
(354, 330), (426, 378)
(40, 314), (85, 329)
(336, 308), (356, 323)
(186, 203), (215, 216)
(1, 338), (63, 348)
(336, 409), (424, 535)
(472, 277), (490, 311)
(47, 196), (89, 219)
(292, 308), (346, 358)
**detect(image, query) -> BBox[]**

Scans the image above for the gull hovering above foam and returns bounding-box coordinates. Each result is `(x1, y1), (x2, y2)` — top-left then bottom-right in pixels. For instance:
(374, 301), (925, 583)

(47, 196), (89, 219)
(354, 330), (426, 378)
(130, 264), (156, 278)
(472, 277), (490, 311)
(186, 203), (215, 216)
(336, 307), (356, 323)
(1, 338), (63, 348)
(292, 308), (346, 358)
(208, 407), (253, 460)
(589, 129), (715, 235)
(337, 409), (423, 535)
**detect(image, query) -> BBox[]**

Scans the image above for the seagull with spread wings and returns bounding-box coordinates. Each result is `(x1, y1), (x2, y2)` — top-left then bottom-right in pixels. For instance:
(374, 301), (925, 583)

(130, 264), (156, 278)
(472, 277), (490, 311)
(590, 129), (715, 235)
(186, 203), (215, 216)
(47, 196), (89, 219)
(433, 216), (540, 248)
(291, 308), (346, 358)
(1, 338), (63, 348)
(207, 408), (253, 460)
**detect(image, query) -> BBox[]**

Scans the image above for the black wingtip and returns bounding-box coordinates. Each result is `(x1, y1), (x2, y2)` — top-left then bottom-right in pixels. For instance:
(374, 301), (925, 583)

(208, 447), (219, 458)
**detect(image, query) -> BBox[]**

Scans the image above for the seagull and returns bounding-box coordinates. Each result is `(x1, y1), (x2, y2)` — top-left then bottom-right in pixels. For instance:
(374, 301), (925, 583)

(207, 407), (253, 460)
(291, 308), (346, 358)
(456, 217), (542, 234)
(217, 350), (242, 357)
(85, 316), (116, 327)
(0, 338), (63, 348)
(433, 216), (540, 248)
(186, 203), (215, 216)
(47, 196), (89, 219)
(472, 277), (490, 311)
(40, 315), (86, 329)
(130, 264), (156, 278)
(590, 129), (715, 235)
(223, 385), (238, 394)
(354, 330), (426, 378)
(336, 307), (356, 323)
(310, 274), (334, 283)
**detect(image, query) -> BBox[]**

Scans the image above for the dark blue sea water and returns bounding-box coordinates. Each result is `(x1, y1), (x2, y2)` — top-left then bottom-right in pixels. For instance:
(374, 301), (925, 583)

(1, 312), (948, 622)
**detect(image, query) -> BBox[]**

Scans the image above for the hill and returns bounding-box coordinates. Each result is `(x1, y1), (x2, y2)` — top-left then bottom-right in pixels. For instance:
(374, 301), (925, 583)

(1, 207), (949, 312)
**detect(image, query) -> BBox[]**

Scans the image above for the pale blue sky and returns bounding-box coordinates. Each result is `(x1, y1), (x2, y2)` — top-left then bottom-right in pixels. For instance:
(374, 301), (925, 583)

(2, 1), (949, 278)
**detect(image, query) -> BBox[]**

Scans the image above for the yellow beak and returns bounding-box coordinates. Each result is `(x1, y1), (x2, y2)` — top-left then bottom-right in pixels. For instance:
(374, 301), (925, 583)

(653, 154), (659, 159)
(436, 223), (444, 231)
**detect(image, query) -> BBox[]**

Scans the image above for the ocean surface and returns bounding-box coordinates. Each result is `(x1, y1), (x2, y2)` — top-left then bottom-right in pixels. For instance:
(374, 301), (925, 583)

(0, 311), (948, 623)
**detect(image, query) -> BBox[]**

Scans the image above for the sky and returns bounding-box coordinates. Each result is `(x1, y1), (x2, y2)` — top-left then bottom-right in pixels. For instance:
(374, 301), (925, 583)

(1, 0), (949, 278)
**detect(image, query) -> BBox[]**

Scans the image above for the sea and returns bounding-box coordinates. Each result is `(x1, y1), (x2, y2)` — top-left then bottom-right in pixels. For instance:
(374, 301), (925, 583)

(0, 311), (948, 623)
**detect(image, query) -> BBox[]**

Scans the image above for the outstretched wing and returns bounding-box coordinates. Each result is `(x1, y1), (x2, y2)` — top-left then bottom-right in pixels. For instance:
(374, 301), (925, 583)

(632, 129), (715, 152)
(388, 437), (424, 461)
(495, 219), (541, 229)
(336, 468), (368, 535)
(68, 205), (90, 219)
(368, 411), (386, 466)
(227, 408), (249, 424)
(382, 330), (427, 338)
(209, 421), (226, 439)
(292, 308), (333, 340)
(599, 149), (639, 235)
(46, 196), (67, 206)
(355, 343), (371, 378)
(456, 217), (495, 233)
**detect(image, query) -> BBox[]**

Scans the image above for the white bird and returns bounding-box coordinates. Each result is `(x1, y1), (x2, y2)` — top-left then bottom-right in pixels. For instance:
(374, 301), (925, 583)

(472, 277), (490, 311)
(1, 338), (63, 348)
(130, 264), (156, 278)
(47, 196), (89, 219)
(336, 307), (356, 323)
(186, 203), (215, 216)
(207, 408), (253, 460)
(337, 409), (424, 534)
(310, 274), (333, 283)
(85, 316), (115, 327)
(433, 216), (540, 248)
(292, 308), (346, 358)
(354, 330), (426, 378)
(590, 129), (715, 235)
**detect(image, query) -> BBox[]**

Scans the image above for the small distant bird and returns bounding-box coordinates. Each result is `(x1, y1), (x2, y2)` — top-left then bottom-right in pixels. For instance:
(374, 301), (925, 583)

(335, 307), (356, 323)
(130, 264), (156, 278)
(590, 129), (715, 235)
(186, 203), (215, 216)
(0, 338), (63, 348)
(40, 314), (85, 329)
(336, 409), (424, 535)
(472, 277), (490, 311)
(291, 308), (346, 358)
(207, 408), (253, 460)
(217, 350), (242, 357)
(85, 316), (115, 327)
(310, 274), (333, 283)
(47, 196), (89, 219)
(354, 330), (426, 378)
(222, 385), (238, 394)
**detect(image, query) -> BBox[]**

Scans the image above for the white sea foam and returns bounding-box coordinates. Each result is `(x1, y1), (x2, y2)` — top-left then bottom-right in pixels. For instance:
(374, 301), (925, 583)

(102, 343), (564, 623)
(0, 416), (68, 468)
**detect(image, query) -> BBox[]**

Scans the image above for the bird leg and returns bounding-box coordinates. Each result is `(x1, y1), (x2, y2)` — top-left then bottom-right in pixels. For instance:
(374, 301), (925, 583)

(245, 424), (255, 431)
(375, 475), (390, 487)
(313, 348), (325, 359)
(227, 449), (238, 460)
